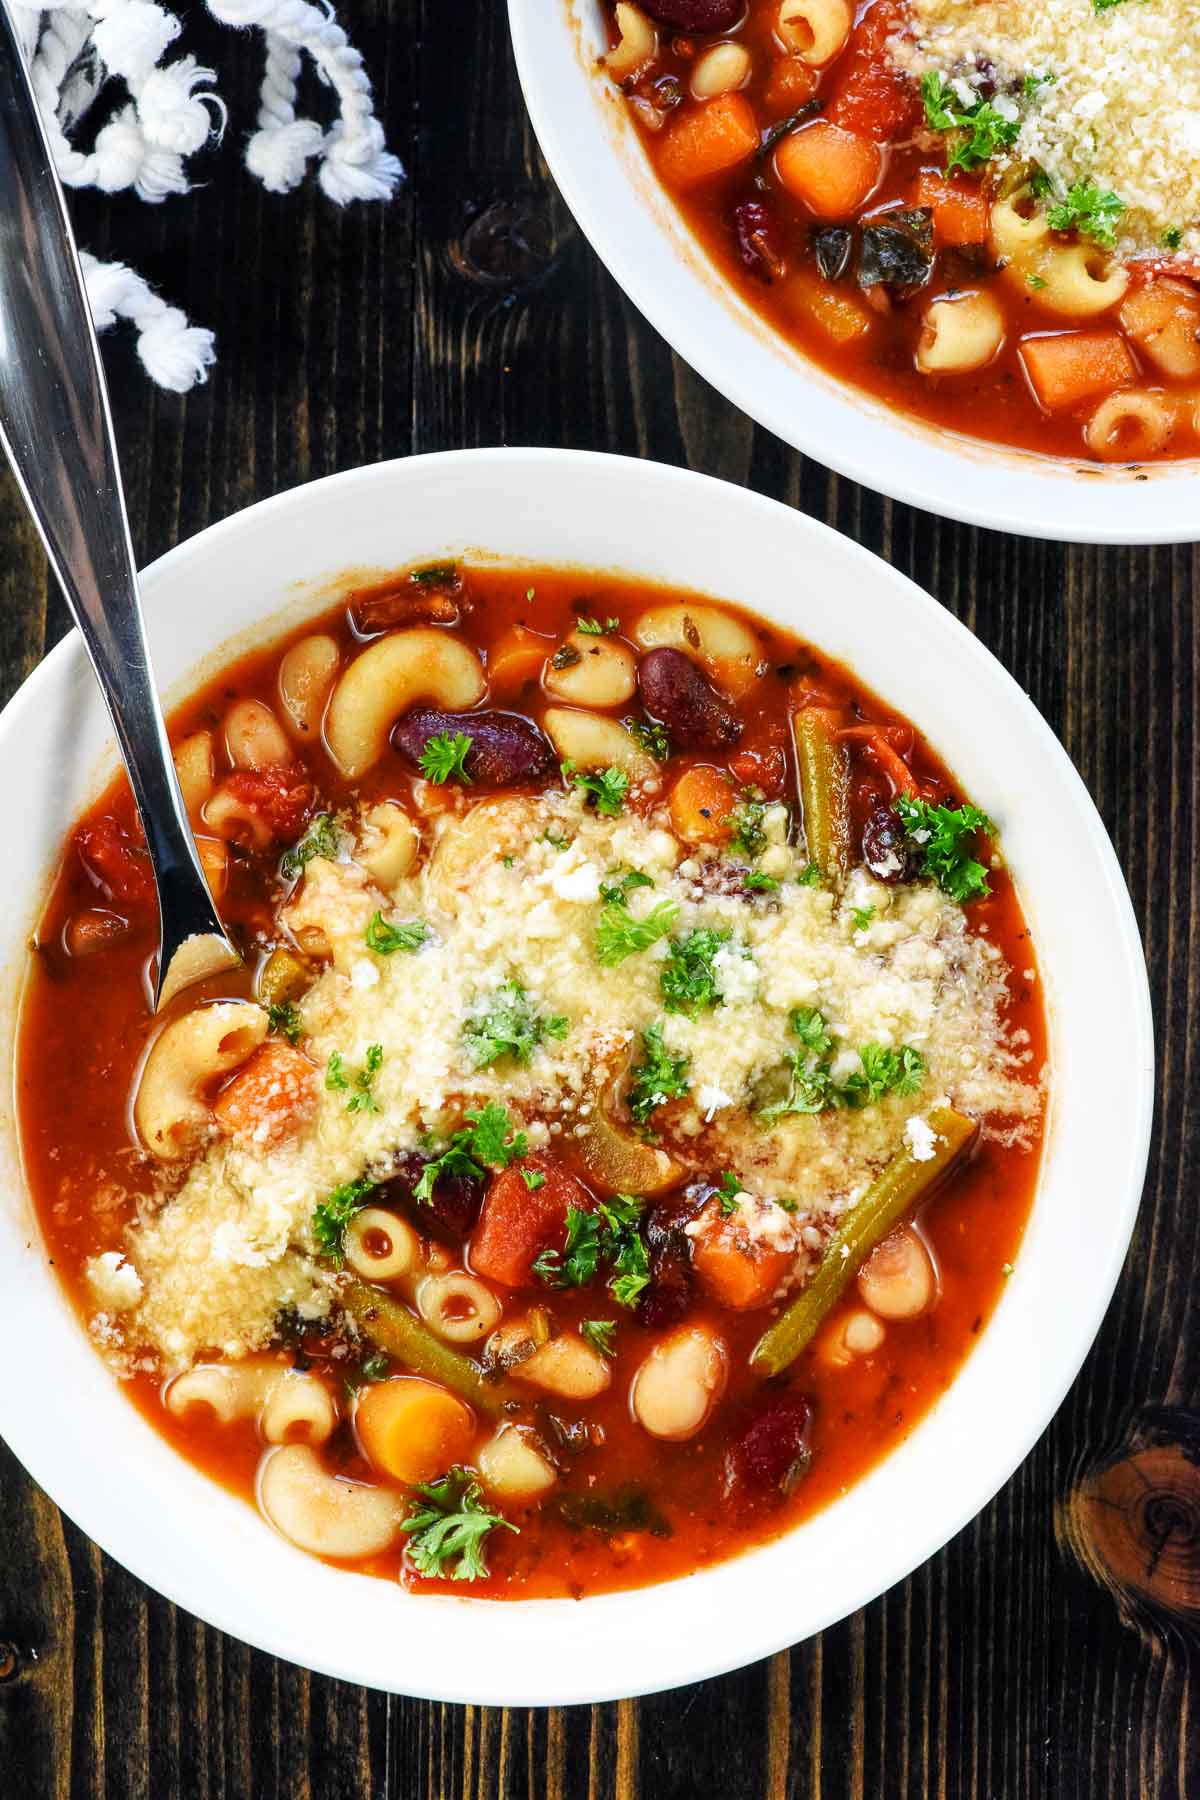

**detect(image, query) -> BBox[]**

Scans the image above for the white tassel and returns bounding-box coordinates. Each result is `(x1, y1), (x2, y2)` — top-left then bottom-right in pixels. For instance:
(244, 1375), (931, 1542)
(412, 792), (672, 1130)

(15, 0), (401, 390)
(80, 251), (216, 393)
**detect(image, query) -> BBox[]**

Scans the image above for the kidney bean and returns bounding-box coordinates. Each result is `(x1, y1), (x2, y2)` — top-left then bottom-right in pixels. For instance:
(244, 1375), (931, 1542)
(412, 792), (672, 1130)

(637, 1207), (695, 1331)
(640, 0), (743, 28)
(392, 708), (553, 785)
(861, 803), (913, 883)
(725, 1390), (812, 1499)
(638, 647), (743, 750)
(373, 1148), (484, 1243)
(733, 200), (786, 283)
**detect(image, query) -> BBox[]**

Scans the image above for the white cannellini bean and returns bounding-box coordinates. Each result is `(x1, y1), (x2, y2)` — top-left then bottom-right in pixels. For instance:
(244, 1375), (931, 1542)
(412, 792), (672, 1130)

(224, 698), (292, 770)
(857, 1225), (937, 1321)
(278, 634), (340, 739)
(542, 631), (637, 708)
(690, 42), (752, 99)
(514, 1333), (612, 1400)
(478, 1426), (558, 1501)
(630, 1324), (728, 1441)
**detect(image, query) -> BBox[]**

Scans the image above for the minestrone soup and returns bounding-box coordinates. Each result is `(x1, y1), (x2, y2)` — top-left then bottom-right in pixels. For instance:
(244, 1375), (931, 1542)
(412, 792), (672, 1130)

(20, 563), (1046, 1597)
(598, 0), (1200, 463)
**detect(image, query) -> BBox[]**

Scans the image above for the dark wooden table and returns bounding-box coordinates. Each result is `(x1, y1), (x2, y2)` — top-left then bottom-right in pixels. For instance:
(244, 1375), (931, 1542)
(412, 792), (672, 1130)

(2, 5), (1197, 1796)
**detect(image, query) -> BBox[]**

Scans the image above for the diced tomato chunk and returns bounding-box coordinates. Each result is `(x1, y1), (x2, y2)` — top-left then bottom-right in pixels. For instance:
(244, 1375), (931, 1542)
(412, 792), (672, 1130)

(826, 0), (920, 144)
(728, 745), (788, 795)
(76, 816), (155, 910)
(689, 1197), (795, 1310)
(223, 763), (316, 843)
(212, 1041), (319, 1149)
(470, 1155), (593, 1288)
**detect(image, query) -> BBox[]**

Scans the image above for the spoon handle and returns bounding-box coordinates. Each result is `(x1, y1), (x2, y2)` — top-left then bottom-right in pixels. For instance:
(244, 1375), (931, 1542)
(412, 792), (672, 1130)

(0, 6), (233, 1003)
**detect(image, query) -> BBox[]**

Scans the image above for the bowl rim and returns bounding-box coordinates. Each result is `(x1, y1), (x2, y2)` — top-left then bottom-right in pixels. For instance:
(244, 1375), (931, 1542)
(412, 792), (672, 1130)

(0, 448), (1155, 1702)
(507, 0), (1200, 546)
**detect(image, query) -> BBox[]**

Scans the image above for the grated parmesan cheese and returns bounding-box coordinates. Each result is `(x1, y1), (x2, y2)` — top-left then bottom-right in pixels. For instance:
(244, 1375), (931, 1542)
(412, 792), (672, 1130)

(898, 0), (1200, 257)
(104, 790), (1044, 1370)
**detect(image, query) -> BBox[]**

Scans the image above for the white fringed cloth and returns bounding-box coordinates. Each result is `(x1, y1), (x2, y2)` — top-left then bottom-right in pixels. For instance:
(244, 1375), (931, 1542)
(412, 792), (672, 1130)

(11, 0), (403, 390)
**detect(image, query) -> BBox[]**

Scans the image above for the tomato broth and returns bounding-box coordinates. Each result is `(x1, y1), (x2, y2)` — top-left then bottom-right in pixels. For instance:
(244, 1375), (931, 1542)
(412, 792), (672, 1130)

(19, 562), (1045, 1598)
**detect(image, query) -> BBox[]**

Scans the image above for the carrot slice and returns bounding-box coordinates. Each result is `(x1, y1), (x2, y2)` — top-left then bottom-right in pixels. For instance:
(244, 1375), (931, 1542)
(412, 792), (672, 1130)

(657, 93), (759, 191)
(690, 1199), (795, 1311)
(1019, 332), (1137, 411)
(913, 170), (990, 246)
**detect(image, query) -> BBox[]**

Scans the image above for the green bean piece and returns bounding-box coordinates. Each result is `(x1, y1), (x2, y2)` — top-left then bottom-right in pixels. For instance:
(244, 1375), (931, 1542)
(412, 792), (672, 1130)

(793, 706), (852, 888)
(750, 1105), (977, 1378)
(341, 1278), (520, 1419)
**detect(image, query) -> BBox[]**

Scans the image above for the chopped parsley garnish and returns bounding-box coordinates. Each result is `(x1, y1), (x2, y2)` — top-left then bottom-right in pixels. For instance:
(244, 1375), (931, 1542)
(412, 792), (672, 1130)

(797, 862), (823, 887)
(461, 980), (568, 1069)
(311, 1175), (375, 1261)
(1027, 274), (1047, 290)
(623, 715), (671, 761)
(551, 643), (583, 670)
(365, 911), (430, 955)
(1162, 226), (1183, 251)
(581, 1319), (618, 1358)
(344, 1349), (391, 1396)
(1023, 71), (1055, 97)
(533, 1198), (648, 1307)
(326, 1043), (383, 1113)
(1046, 181), (1125, 249)
(281, 813), (340, 878)
(564, 761), (629, 817)
(896, 794), (994, 903)
(1092, 0), (1126, 10)
(536, 1202), (647, 1303)
(413, 1102), (528, 1203)
(627, 1023), (691, 1125)
(419, 730), (473, 785)
(595, 895), (680, 966)
(850, 904), (876, 932)
(919, 71), (1021, 175)
(520, 1167), (546, 1191)
(727, 793), (768, 859)
(532, 1206), (602, 1288)
(599, 867), (654, 904)
(843, 1044), (926, 1108)
(575, 615), (620, 636)
(757, 1007), (925, 1122)
(604, 1194), (651, 1308)
(401, 1468), (516, 1582)
(267, 999), (303, 1044)
(409, 560), (458, 587)
(661, 927), (732, 1015)
(744, 871), (779, 892)
(325, 1044), (383, 1108)
(716, 1171), (743, 1217)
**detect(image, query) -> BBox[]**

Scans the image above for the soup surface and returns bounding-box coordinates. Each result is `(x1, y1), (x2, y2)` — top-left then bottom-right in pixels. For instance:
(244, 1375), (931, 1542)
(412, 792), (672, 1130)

(20, 563), (1046, 1597)
(596, 0), (1200, 463)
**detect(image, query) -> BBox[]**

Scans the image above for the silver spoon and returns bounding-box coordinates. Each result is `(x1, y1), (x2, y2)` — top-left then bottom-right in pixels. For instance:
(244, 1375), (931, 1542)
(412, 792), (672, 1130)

(0, 4), (239, 1009)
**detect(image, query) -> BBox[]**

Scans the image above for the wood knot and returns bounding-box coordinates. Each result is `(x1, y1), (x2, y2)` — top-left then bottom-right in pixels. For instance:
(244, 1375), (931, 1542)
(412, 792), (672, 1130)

(449, 195), (564, 290)
(1059, 1407), (1200, 1627)
(0, 1641), (21, 1683)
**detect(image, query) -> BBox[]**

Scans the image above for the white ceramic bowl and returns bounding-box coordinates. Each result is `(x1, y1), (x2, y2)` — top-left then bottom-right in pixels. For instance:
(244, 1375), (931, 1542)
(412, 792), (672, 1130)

(0, 450), (1151, 1702)
(509, 0), (1200, 545)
